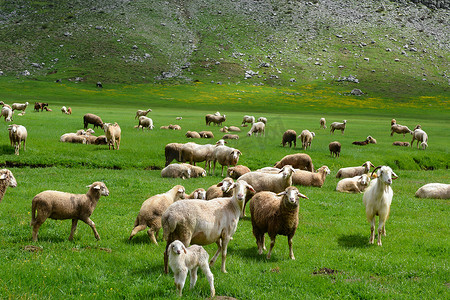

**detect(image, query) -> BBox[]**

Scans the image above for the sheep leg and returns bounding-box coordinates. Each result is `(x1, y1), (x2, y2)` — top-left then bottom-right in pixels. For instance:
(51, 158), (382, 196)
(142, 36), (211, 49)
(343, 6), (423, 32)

(189, 267), (198, 290)
(377, 218), (387, 246)
(254, 230), (265, 254)
(221, 165), (225, 177)
(83, 218), (100, 240)
(128, 224), (147, 240)
(200, 262), (215, 297)
(209, 239), (223, 267)
(69, 219), (79, 241)
(164, 243), (170, 274)
(267, 235), (277, 259)
(369, 216), (376, 244)
(175, 270), (187, 296)
(32, 221), (44, 241)
(288, 234), (295, 260)
(147, 228), (159, 245)
(220, 236), (231, 273)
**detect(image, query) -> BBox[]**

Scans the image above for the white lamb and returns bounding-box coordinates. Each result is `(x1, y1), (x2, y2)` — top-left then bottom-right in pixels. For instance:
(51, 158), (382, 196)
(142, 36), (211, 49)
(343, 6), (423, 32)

(11, 102), (29, 113)
(336, 174), (371, 193)
(247, 121), (265, 137)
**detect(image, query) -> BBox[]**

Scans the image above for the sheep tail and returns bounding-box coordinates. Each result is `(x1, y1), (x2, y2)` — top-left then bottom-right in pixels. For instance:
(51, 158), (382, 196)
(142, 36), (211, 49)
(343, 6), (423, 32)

(30, 200), (37, 226)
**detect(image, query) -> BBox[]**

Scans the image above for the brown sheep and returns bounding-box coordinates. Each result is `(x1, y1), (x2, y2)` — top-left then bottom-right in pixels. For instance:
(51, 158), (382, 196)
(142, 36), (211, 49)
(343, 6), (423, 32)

(329, 141), (341, 157)
(165, 143), (184, 167)
(281, 130), (297, 148)
(227, 165), (251, 179)
(83, 113), (103, 129)
(274, 153), (314, 172)
(199, 131), (214, 138)
(222, 134), (239, 140)
(392, 141), (410, 147)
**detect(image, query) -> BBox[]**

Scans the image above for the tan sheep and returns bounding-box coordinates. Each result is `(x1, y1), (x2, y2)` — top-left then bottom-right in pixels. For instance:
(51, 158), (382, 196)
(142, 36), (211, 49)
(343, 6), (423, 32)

(103, 122), (121, 150)
(0, 169), (17, 204)
(274, 153), (314, 171)
(205, 177), (234, 200)
(292, 165), (330, 187)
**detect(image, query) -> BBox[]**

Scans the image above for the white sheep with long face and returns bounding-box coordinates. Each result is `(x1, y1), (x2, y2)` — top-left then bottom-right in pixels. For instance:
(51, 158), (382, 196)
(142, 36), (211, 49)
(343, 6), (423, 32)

(363, 166), (398, 246)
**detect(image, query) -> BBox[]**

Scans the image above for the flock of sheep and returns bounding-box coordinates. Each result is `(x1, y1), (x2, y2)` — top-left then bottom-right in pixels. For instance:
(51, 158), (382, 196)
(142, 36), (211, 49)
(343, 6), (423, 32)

(0, 103), (447, 297)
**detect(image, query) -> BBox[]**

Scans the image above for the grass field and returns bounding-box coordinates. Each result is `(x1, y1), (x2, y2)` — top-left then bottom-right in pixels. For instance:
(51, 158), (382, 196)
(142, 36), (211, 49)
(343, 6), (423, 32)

(0, 78), (449, 299)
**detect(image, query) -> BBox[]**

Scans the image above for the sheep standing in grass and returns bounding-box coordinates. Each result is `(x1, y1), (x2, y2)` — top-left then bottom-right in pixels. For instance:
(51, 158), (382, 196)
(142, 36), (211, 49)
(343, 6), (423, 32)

(247, 121), (265, 137)
(129, 185), (185, 244)
(390, 123), (411, 137)
(1, 106), (13, 122)
(212, 145), (242, 176)
(0, 169), (17, 204)
(138, 116), (154, 130)
(7, 124), (27, 155)
(250, 186), (308, 259)
(31, 182), (109, 241)
(205, 114), (226, 126)
(292, 166), (330, 188)
(206, 177), (234, 200)
(181, 142), (215, 171)
(415, 183), (450, 199)
(274, 153), (314, 172)
(282, 130), (297, 148)
(83, 113), (103, 129)
(336, 161), (375, 179)
(103, 122), (121, 150)
(135, 109), (152, 119)
(363, 166), (398, 246)
(336, 174), (371, 193)
(299, 130), (315, 150)
(320, 118), (327, 129)
(241, 115), (255, 126)
(257, 117), (267, 124)
(61, 106), (68, 114)
(162, 180), (255, 273)
(330, 120), (347, 134)
(410, 128), (428, 149)
(329, 141), (341, 157)
(168, 240), (215, 297)
(11, 102), (29, 114)
(165, 143), (184, 166)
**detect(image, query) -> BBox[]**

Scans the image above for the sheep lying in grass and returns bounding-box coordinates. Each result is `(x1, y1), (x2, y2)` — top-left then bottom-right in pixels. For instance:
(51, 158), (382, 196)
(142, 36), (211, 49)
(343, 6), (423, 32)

(282, 130), (297, 148)
(274, 153), (314, 171)
(31, 182), (109, 241)
(129, 185), (185, 244)
(292, 166), (330, 188)
(185, 131), (201, 138)
(161, 164), (205, 179)
(199, 131), (214, 139)
(222, 134), (239, 140)
(257, 117), (267, 124)
(250, 186), (308, 259)
(336, 161), (374, 178)
(206, 177), (234, 200)
(168, 240), (215, 297)
(227, 165), (251, 179)
(336, 174), (371, 193)
(392, 141), (410, 147)
(186, 188), (206, 200)
(0, 169), (17, 204)
(60, 133), (87, 144)
(415, 183), (450, 199)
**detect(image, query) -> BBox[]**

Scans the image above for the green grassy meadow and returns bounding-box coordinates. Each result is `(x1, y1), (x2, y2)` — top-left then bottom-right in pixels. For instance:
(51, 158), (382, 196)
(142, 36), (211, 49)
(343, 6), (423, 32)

(0, 78), (449, 299)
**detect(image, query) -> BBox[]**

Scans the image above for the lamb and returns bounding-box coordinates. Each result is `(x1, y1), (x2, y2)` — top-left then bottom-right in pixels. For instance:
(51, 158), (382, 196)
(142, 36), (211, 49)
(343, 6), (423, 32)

(274, 153), (314, 172)
(83, 113), (103, 129)
(168, 240), (215, 297)
(60, 133), (87, 144)
(390, 123), (412, 137)
(11, 102), (29, 113)
(186, 188), (207, 200)
(129, 185), (186, 244)
(415, 183), (450, 199)
(61, 106), (68, 114)
(367, 136), (377, 144)
(329, 141), (341, 157)
(299, 130), (315, 150)
(161, 164), (192, 179)
(363, 166), (398, 246)
(241, 115), (255, 126)
(103, 122), (121, 150)
(392, 141), (410, 147)
(336, 161), (375, 178)
(336, 174), (371, 193)
(410, 128), (428, 149)
(227, 165), (251, 179)
(292, 165), (330, 188)
(0, 169), (17, 204)
(282, 130), (297, 148)
(31, 182), (109, 241)
(247, 121), (265, 137)
(1, 106), (13, 122)
(205, 114), (226, 126)
(162, 180), (256, 273)
(138, 116), (154, 130)
(212, 145), (242, 176)
(185, 131), (201, 138)
(249, 186), (308, 259)
(7, 124), (27, 155)
(199, 131), (214, 138)
(165, 143), (184, 166)
(205, 177), (234, 200)
(257, 117), (267, 124)
(135, 109), (152, 119)
(320, 117), (327, 129)
(222, 134), (239, 140)
(330, 120), (347, 134)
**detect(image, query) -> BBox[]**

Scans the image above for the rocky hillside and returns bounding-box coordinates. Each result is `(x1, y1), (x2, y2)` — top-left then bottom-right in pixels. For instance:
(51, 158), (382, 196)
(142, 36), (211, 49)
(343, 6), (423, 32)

(0, 0), (448, 96)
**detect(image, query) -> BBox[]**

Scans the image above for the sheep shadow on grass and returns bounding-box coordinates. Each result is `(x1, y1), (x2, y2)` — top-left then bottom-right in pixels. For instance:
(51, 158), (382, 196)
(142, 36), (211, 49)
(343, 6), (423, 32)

(0, 144), (15, 155)
(233, 245), (283, 262)
(337, 234), (370, 248)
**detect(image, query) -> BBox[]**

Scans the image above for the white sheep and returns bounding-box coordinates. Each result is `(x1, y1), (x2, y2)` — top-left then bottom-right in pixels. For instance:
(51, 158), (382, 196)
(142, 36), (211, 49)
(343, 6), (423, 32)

(241, 115), (255, 126)
(60, 133), (87, 144)
(162, 180), (255, 273)
(320, 117), (327, 129)
(168, 240), (215, 297)
(31, 182), (109, 241)
(7, 124), (27, 155)
(161, 164), (192, 179)
(135, 108), (152, 119)
(292, 165), (330, 188)
(250, 186), (308, 259)
(1, 106), (13, 122)
(336, 174), (371, 193)
(76, 128), (94, 135)
(410, 128), (428, 149)
(415, 183), (450, 199)
(212, 145), (242, 176)
(129, 185), (185, 244)
(336, 161), (375, 178)
(257, 117), (267, 124)
(103, 122), (121, 150)
(11, 102), (29, 113)
(61, 106), (68, 114)
(390, 123), (412, 137)
(0, 169), (17, 204)
(138, 116), (154, 130)
(247, 121), (265, 137)
(181, 142), (216, 171)
(299, 130), (315, 150)
(330, 120), (347, 134)
(363, 166), (398, 246)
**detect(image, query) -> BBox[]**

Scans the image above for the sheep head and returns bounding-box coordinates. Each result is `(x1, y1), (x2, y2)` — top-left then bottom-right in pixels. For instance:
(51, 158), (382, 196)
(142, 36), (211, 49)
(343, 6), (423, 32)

(232, 180), (255, 202)
(174, 185), (186, 200)
(87, 182), (109, 196)
(169, 240), (187, 255)
(371, 166), (398, 186)
(277, 186), (308, 208)
(217, 177), (234, 192)
(0, 169), (17, 188)
(278, 165), (295, 179)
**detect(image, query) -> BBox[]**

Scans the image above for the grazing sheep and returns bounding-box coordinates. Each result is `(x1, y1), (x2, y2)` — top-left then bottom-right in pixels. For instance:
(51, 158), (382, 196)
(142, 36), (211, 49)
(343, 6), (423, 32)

(390, 123), (412, 137)
(0, 169), (17, 204)
(162, 180), (255, 273)
(222, 134), (239, 140)
(274, 153), (314, 172)
(83, 113), (103, 129)
(168, 240), (215, 297)
(1, 106), (13, 122)
(336, 161), (375, 178)
(176, 116), (182, 120)
(282, 130), (297, 148)
(391, 119), (396, 126)
(0, 101), (11, 109)
(212, 145), (242, 176)
(199, 131), (214, 139)
(330, 120), (347, 134)
(161, 164), (192, 179)
(61, 106), (68, 114)
(206, 177), (234, 200)
(60, 133), (87, 144)
(103, 122), (121, 150)
(415, 183), (450, 199)
(250, 186), (308, 259)
(241, 115), (255, 126)
(392, 141), (410, 147)
(135, 109), (152, 119)
(420, 142), (428, 150)
(138, 116), (154, 130)
(247, 121), (265, 137)
(363, 166), (398, 246)
(228, 126), (241, 132)
(320, 117), (327, 129)
(67, 107), (72, 115)
(227, 165), (251, 179)
(410, 128), (428, 149)
(257, 117), (267, 124)
(7, 124), (27, 155)
(169, 124), (181, 130)
(165, 143), (184, 166)
(329, 141), (341, 157)
(292, 165), (330, 188)
(186, 188), (207, 200)
(34, 102), (48, 112)
(11, 102), (29, 113)
(205, 114), (226, 126)
(129, 185), (185, 244)
(299, 130), (315, 150)
(31, 182), (109, 241)
(185, 131), (201, 138)
(336, 174), (371, 193)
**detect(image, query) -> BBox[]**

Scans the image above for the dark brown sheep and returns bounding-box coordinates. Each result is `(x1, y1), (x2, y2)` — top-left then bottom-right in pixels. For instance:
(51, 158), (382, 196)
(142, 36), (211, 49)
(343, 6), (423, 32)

(205, 114), (226, 126)
(83, 113), (103, 129)
(34, 102), (49, 112)
(274, 153), (314, 171)
(165, 143), (184, 167)
(282, 130), (297, 148)
(329, 141), (341, 157)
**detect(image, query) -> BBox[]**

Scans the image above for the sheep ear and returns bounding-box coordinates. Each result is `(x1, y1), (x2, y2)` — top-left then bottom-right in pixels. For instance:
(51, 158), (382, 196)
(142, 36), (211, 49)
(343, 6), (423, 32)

(297, 192), (309, 199)
(93, 185), (101, 190)
(246, 183), (256, 193)
(217, 182), (223, 187)
(0, 174), (6, 180)
(178, 188), (184, 193)
(392, 172), (399, 180)
(276, 191), (287, 196)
